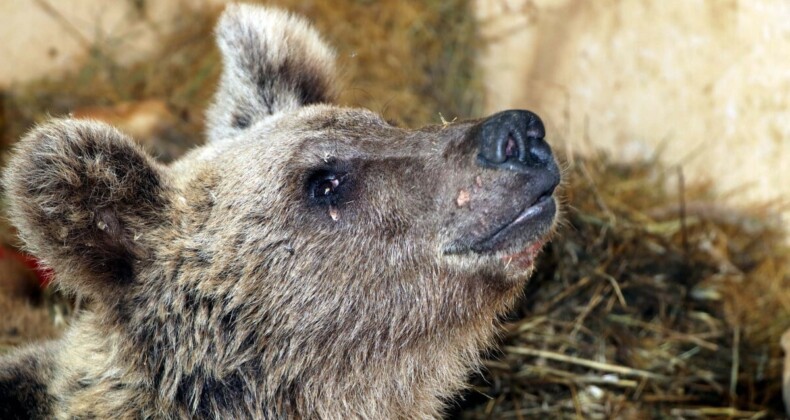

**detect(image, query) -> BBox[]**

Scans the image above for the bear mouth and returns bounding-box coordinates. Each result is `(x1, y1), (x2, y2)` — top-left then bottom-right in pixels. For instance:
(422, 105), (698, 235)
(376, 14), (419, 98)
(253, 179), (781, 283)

(443, 185), (557, 268)
(470, 191), (556, 257)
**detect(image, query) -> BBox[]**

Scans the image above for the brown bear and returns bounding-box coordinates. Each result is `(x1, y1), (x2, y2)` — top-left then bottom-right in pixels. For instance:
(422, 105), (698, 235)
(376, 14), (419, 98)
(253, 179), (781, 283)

(0, 4), (560, 418)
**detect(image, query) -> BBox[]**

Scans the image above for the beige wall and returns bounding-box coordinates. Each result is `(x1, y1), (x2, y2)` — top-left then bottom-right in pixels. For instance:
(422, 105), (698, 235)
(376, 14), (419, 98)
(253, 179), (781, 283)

(477, 0), (789, 218)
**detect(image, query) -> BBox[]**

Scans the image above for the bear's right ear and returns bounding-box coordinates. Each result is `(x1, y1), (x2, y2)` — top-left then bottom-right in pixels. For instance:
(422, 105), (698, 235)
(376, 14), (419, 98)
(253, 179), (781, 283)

(205, 4), (338, 143)
(3, 119), (171, 299)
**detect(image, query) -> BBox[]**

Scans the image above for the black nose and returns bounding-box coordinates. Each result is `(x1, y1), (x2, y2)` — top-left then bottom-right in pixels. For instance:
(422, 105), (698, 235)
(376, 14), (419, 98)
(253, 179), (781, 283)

(477, 110), (553, 172)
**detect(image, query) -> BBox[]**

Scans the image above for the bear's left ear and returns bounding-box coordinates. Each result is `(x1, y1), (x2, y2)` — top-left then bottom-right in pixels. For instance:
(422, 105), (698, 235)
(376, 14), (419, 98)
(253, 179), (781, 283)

(206, 4), (338, 143)
(3, 119), (172, 298)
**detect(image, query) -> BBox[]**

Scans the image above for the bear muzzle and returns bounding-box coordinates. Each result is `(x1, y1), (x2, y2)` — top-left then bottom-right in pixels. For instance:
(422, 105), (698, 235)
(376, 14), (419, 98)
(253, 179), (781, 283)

(444, 109), (561, 267)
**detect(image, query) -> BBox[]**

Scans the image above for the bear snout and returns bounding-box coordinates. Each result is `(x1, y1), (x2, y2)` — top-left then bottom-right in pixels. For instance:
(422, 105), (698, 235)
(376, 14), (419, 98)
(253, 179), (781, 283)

(443, 109), (561, 260)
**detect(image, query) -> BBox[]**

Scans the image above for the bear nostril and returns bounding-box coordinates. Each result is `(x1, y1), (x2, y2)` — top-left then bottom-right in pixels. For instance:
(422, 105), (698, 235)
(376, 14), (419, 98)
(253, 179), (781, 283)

(504, 135), (518, 159)
(477, 110), (551, 172)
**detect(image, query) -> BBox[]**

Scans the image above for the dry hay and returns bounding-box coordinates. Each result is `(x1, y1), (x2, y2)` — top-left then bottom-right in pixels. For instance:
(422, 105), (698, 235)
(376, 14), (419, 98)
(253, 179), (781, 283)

(1, 1), (788, 418)
(456, 154), (789, 418)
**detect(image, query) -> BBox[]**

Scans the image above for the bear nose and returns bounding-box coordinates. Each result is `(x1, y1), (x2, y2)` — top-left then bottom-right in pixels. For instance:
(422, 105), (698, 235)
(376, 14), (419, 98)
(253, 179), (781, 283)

(476, 110), (552, 172)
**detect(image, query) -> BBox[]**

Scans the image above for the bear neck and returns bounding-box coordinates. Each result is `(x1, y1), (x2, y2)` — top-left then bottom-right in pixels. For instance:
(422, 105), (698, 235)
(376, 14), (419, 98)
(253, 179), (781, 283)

(85, 275), (510, 417)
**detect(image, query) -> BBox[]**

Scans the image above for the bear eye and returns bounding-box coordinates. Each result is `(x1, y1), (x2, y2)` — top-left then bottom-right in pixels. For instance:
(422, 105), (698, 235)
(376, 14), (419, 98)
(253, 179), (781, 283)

(307, 170), (348, 204)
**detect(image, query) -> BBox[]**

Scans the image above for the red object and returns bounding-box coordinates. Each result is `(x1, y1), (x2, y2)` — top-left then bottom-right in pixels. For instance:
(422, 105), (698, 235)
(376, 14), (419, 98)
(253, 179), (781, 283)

(0, 245), (53, 287)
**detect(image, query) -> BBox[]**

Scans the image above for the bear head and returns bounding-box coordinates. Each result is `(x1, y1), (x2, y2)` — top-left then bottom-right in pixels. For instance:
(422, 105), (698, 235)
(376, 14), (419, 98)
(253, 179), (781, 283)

(3, 4), (561, 417)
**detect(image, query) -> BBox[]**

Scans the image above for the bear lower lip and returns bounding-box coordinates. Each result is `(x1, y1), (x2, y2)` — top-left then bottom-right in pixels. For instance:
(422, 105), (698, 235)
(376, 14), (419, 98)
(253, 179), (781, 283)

(470, 195), (556, 255)
(506, 194), (552, 228)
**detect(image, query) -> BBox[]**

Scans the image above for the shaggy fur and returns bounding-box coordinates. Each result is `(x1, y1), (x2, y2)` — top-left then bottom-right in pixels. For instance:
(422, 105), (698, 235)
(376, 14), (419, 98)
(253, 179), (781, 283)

(0, 4), (560, 418)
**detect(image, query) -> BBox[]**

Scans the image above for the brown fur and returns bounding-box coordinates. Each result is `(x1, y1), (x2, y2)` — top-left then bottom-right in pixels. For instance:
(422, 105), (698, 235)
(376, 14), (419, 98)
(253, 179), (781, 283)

(0, 4), (559, 418)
